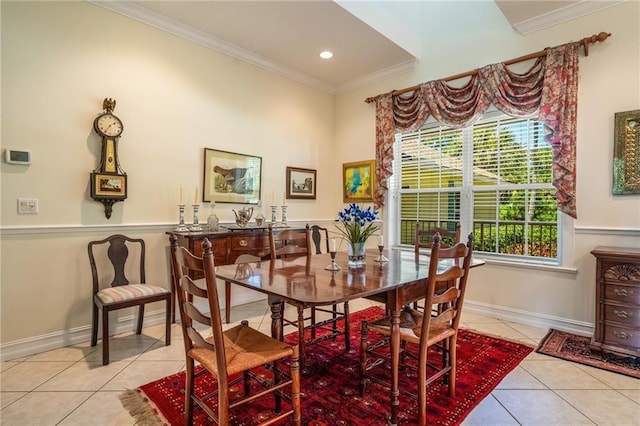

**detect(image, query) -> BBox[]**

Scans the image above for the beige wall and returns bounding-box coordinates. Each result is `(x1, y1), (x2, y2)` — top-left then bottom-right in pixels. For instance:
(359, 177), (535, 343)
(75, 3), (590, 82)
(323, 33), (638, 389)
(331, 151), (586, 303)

(334, 1), (640, 329)
(0, 2), (338, 354)
(1, 1), (639, 358)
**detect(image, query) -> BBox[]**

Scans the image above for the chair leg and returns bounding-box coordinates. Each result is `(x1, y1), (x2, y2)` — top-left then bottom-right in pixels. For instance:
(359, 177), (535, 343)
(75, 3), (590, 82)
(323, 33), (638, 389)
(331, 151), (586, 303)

(184, 358), (195, 426)
(165, 296), (171, 346)
(297, 305), (306, 368)
(448, 335), (457, 397)
(343, 302), (350, 351)
(418, 348), (428, 426)
(359, 321), (369, 396)
(274, 359), (282, 413)
(310, 307), (317, 339)
(102, 309), (109, 366)
(136, 304), (145, 335)
(91, 303), (99, 347)
(290, 346), (301, 426)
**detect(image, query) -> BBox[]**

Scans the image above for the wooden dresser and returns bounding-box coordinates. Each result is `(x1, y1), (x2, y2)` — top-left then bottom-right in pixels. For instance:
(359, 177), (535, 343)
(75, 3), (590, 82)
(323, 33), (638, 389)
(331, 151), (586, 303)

(590, 246), (640, 359)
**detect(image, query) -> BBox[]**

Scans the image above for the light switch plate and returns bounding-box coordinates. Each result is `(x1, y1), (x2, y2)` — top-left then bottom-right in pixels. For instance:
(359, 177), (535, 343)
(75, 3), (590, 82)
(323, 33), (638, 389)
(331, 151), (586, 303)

(18, 198), (38, 214)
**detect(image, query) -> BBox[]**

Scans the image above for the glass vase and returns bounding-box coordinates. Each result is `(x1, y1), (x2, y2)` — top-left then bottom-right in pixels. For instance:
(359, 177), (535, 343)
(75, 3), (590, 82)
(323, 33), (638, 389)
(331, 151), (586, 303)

(347, 242), (366, 268)
(207, 202), (219, 232)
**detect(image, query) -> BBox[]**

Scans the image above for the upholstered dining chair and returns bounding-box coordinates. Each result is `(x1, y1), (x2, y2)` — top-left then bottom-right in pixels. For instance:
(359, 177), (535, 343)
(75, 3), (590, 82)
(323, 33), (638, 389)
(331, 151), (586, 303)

(359, 233), (474, 425)
(269, 224), (350, 368)
(169, 234), (301, 425)
(88, 234), (171, 365)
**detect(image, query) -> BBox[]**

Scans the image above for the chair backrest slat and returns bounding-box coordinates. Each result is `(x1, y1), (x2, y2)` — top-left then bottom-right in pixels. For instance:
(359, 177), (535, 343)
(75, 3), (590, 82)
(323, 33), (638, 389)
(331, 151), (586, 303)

(415, 223), (461, 259)
(310, 225), (330, 254)
(269, 224), (312, 262)
(88, 234), (146, 292)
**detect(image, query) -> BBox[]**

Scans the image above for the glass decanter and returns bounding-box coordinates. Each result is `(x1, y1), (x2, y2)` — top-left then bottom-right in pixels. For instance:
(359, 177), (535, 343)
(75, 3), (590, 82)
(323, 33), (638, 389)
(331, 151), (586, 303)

(207, 202), (219, 232)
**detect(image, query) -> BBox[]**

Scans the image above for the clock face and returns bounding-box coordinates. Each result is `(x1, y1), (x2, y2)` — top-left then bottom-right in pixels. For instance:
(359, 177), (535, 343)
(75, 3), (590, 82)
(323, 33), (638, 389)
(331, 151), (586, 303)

(95, 113), (123, 138)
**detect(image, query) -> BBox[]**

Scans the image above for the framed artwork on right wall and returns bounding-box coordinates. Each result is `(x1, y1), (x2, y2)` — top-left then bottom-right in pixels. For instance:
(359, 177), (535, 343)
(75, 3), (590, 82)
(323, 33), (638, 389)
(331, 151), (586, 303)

(613, 109), (640, 195)
(342, 159), (375, 203)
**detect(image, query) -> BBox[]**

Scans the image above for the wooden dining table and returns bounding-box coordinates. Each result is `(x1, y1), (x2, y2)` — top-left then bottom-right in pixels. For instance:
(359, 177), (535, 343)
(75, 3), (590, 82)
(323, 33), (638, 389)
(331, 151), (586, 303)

(215, 248), (484, 425)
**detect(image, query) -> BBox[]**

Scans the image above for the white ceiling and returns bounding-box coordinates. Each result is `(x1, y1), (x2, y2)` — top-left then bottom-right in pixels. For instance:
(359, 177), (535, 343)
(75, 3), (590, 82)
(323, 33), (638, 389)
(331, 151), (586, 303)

(93, 0), (622, 94)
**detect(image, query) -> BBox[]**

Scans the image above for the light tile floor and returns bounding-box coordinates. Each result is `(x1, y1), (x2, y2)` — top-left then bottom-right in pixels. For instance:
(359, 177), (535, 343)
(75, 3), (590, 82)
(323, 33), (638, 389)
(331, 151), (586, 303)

(1, 298), (639, 425)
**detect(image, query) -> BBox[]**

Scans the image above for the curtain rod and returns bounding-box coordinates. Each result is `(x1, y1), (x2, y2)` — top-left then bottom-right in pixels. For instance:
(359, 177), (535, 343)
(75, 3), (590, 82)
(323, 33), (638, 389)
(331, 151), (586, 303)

(365, 31), (611, 104)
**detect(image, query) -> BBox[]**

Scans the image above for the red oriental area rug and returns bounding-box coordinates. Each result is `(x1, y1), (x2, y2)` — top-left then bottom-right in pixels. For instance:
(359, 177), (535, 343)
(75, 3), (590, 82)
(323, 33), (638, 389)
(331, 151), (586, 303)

(536, 329), (640, 379)
(120, 307), (533, 425)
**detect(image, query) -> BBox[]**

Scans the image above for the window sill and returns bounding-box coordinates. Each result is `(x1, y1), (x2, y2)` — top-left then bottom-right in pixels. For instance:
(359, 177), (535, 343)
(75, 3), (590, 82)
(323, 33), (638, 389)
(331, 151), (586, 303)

(393, 246), (577, 274)
(479, 256), (577, 274)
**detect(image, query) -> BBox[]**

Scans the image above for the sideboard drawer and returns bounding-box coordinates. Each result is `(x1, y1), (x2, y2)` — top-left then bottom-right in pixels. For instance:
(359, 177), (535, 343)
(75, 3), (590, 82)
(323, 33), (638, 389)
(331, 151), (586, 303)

(230, 235), (269, 251)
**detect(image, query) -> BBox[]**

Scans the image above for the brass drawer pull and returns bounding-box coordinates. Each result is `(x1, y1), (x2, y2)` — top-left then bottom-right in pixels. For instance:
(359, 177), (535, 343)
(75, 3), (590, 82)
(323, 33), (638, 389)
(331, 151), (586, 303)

(612, 330), (631, 339)
(613, 310), (632, 319)
(238, 239), (248, 247)
(613, 288), (633, 297)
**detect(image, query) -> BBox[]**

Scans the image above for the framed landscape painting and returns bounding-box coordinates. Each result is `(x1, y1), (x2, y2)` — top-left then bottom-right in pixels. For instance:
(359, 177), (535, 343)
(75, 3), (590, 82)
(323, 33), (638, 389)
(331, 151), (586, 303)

(203, 148), (262, 204)
(286, 166), (316, 199)
(342, 160), (375, 203)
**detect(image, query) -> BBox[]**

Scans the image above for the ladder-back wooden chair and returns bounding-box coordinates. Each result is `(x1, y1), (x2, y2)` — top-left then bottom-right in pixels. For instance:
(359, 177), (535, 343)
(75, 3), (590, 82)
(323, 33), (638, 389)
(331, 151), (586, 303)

(359, 233), (474, 425)
(88, 234), (171, 365)
(269, 224), (350, 369)
(170, 234), (301, 425)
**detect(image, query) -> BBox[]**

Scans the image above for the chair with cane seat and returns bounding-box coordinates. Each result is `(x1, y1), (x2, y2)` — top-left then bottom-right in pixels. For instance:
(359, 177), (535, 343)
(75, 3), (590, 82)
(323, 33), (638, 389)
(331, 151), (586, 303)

(170, 234), (301, 425)
(359, 232), (474, 425)
(269, 224), (350, 369)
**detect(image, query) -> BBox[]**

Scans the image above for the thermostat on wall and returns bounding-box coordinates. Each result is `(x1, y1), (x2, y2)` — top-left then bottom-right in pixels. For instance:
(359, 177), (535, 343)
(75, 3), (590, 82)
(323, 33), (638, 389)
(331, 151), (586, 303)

(4, 149), (32, 165)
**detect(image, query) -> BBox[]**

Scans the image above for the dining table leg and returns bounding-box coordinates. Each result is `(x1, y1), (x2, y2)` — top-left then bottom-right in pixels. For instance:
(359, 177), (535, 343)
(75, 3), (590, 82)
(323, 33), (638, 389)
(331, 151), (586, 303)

(269, 296), (284, 341)
(389, 308), (401, 426)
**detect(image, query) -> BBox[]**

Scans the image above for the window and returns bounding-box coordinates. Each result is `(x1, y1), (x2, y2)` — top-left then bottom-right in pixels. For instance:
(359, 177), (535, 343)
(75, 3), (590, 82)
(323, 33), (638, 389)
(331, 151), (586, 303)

(393, 114), (559, 263)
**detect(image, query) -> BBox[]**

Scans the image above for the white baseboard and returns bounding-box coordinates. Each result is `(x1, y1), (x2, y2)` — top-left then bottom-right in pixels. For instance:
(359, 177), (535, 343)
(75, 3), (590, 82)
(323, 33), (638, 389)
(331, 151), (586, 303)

(0, 288), (267, 362)
(0, 309), (169, 362)
(3, 293), (596, 361)
(464, 299), (594, 337)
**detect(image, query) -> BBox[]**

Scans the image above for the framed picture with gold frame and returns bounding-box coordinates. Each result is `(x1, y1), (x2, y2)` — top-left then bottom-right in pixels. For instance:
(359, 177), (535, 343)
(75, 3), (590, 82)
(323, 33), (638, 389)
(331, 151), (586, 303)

(90, 172), (127, 199)
(613, 109), (640, 195)
(342, 160), (375, 203)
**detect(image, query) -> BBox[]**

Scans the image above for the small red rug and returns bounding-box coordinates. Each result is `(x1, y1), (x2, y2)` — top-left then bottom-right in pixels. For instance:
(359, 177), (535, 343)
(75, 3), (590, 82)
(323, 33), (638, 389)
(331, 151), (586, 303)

(120, 307), (533, 425)
(536, 329), (640, 379)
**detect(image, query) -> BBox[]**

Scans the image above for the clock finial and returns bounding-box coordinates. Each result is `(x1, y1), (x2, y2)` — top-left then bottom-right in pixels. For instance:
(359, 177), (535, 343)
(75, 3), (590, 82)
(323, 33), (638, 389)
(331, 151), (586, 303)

(103, 98), (116, 113)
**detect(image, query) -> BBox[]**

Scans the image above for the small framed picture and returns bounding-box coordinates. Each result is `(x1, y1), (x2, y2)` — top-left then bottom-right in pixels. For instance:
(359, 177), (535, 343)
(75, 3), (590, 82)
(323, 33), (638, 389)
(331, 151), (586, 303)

(90, 172), (127, 199)
(203, 148), (262, 204)
(286, 166), (316, 200)
(343, 160), (375, 203)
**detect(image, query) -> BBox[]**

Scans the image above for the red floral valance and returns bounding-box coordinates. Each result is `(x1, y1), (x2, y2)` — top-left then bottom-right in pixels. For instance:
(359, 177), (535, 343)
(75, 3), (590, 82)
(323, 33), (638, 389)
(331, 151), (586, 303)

(373, 42), (580, 219)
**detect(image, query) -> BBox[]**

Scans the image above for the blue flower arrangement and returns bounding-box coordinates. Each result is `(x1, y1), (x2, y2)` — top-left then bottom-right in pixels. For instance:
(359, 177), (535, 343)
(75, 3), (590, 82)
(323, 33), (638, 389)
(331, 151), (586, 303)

(335, 203), (380, 244)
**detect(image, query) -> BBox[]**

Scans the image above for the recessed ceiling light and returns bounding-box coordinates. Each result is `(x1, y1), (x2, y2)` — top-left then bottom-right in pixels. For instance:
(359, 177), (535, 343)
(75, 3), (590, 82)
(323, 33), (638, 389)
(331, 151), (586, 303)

(319, 51), (333, 59)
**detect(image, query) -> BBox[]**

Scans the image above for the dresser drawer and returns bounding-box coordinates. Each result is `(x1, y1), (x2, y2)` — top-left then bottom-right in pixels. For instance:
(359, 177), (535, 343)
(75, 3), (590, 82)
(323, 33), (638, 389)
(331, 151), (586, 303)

(603, 325), (640, 350)
(604, 283), (640, 305)
(604, 304), (640, 327)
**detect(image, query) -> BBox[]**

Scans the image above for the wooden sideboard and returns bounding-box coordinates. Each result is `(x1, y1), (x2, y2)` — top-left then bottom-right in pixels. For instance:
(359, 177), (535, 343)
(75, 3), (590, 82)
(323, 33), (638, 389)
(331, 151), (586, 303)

(590, 246), (640, 359)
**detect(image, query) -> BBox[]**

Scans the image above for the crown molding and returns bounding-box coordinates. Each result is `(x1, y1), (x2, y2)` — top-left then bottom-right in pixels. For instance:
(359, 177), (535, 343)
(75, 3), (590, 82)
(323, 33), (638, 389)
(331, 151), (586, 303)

(336, 59), (417, 94)
(513, 0), (626, 35)
(90, 1), (338, 94)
